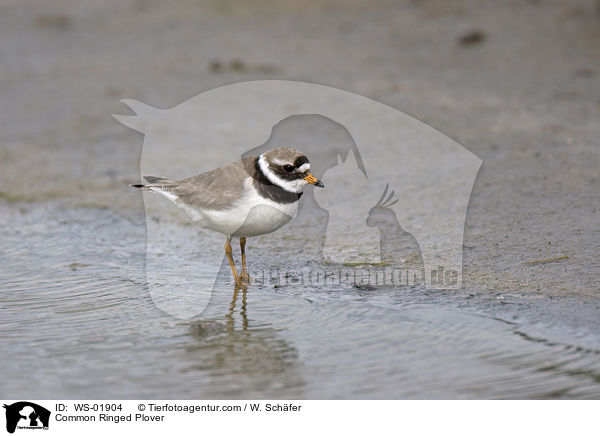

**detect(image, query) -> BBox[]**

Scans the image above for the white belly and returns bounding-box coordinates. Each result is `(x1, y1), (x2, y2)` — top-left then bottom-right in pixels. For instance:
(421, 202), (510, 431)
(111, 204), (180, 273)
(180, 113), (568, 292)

(196, 179), (298, 237)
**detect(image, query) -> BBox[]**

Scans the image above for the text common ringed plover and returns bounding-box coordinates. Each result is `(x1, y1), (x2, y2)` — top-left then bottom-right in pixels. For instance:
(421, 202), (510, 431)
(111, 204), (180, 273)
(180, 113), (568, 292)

(131, 147), (324, 286)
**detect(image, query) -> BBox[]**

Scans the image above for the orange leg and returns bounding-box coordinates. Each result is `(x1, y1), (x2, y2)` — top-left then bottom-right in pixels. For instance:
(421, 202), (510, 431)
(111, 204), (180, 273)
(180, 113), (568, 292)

(239, 236), (250, 285)
(225, 236), (240, 286)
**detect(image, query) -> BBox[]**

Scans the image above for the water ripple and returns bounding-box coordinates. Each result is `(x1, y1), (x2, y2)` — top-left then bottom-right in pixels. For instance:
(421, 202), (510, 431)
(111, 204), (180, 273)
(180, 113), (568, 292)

(1, 201), (600, 398)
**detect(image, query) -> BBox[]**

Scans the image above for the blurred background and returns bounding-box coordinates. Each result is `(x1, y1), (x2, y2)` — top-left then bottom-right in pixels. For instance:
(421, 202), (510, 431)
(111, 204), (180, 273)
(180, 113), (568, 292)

(1, 0), (600, 398)
(2, 0), (599, 295)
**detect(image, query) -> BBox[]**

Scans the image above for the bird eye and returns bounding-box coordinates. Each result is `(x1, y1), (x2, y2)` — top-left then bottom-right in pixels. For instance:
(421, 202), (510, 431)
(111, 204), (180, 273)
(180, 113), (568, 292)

(283, 165), (294, 173)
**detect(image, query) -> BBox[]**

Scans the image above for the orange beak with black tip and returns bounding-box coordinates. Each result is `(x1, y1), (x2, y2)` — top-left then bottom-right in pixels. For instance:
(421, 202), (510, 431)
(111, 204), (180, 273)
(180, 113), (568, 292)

(303, 173), (325, 188)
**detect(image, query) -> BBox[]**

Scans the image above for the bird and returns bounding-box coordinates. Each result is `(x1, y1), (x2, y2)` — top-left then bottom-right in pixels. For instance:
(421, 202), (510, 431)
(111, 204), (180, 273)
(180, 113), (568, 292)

(366, 184), (425, 284)
(131, 147), (324, 286)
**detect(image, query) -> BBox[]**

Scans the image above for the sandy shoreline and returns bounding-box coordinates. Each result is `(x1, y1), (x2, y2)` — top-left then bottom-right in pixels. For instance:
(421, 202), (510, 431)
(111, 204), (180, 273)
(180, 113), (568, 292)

(1, 0), (599, 298)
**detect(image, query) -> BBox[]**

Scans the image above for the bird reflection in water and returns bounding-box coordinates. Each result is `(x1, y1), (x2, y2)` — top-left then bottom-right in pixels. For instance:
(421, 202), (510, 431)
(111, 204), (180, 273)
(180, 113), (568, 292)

(184, 285), (304, 396)
(225, 285), (248, 333)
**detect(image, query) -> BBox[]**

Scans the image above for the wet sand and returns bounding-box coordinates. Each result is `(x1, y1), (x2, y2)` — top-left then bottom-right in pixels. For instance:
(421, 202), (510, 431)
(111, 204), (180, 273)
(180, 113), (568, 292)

(1, 0), (598, 297)
(3, 200), (600, 399)
(1, 0), (600, 398)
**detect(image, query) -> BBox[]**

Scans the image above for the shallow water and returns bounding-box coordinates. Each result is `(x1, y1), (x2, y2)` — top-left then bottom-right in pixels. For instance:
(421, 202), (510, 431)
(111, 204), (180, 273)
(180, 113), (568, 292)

(2, 200), (600, 399)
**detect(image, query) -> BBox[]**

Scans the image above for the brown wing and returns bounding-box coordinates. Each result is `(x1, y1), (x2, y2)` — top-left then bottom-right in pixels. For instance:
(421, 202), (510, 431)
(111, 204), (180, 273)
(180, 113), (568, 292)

(168, 156), (257, 211)
(136, 156), (259, 211)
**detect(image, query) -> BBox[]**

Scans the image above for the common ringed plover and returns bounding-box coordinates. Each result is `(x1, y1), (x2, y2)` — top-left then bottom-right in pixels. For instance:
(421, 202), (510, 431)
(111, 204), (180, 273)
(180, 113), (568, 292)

(131, 148), (324, 286)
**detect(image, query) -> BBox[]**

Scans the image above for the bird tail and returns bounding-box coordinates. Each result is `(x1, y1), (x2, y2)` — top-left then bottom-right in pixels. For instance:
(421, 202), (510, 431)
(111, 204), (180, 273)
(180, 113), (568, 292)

(130, 176), (178, 190)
